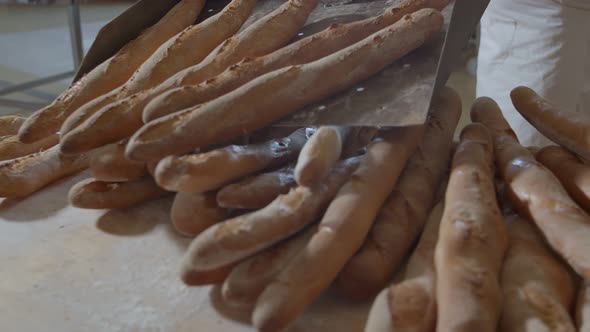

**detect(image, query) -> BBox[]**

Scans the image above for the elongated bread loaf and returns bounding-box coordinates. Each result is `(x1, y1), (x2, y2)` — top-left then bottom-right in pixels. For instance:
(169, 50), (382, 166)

(222, 226), (315, 309)
(0, 134), (58, 162)
(143, 0), (452, 121)
(18, 0), (205, 143)
(536, 145), (590, 213)
(294, 126), (348, 187)
(89, 140), (146, 182)
(59, 0), (318, 155)
(472, 97), (590, 282)
(126, 8), (445, 161)
(0, 146), (88, 197)
(337, 87), (461, 299)
(182, 264), (236, 286)
(579, 282), (590, 332)
(58, 0), (256, 138)
(436, 123), (507, 332)
(253, 127), (424, 332)
(69, 177), (168, 209)
(171, 191), (228, 237)
(155, 128), (310, 193)
(511, 86), (590, 161)
(0, 115), (25, 136)
(180, 156), (361, 276)
(216, 164), (296, 209)
(365, 200), (443, 332)
(500, 214), (577, 332)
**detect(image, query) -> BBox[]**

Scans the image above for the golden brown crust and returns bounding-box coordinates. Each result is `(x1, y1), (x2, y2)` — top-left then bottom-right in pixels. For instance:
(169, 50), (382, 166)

(143, 0), (452, 121)
(536, 145), (590, 213)
(500, 215), (577, 332)
(171, 191), (228, 237)
(126, 9), (445, 161)
(0, 115), (26, 136)
(18, 0), (205, 143)
(253, 126), (424, 332)
(68, 177), (169, 209)
(0, 146), (88, 197)
(434, 123), (508, 332)
(89, 140), (147, 182)
(472, 96), (590, 282)
(216, 164), (296, 209)
(180, 156), (361, 274)
(511, 86), (590, 160)
(0, 134), (58, 162)
(221, 227), (314, 309)
(154, 128), (310, 193)
(337, 87), (461, 299)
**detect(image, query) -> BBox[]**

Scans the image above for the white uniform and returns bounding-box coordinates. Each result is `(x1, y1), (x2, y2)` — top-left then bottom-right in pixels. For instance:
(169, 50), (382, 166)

(477, 0), (590, 146)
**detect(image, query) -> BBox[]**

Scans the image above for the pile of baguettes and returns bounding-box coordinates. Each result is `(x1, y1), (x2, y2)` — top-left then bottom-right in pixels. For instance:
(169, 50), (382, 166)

(1, 0), (590, 330)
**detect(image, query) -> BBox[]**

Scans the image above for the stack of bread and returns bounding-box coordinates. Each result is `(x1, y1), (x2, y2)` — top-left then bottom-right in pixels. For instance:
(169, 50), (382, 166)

(1, 0), (589, 331)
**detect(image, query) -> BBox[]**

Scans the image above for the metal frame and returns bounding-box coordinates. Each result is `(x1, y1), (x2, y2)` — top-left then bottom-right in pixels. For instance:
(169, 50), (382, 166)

(0, 0), (83, 109)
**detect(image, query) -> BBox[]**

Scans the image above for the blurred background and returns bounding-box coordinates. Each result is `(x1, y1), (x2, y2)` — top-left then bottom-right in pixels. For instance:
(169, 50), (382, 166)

(0, 0), (476, 130)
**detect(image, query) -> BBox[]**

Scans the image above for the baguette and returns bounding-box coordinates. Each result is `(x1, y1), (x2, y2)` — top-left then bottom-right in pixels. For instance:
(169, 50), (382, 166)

(68, 177), (169, 209)
(500, 214), (577, 332)
(579, 282), (590, 332)
(435, 123), (508, 332)
(182, 264), (235, 286)
(337, 87), (461, 299)
(253, 126), (424, 332)
(511, 86), (590, 160)
(0, 146), (88, 197)
(222, 226), (315, 309)
(216, 164), (296, 209)
(143, 0), (452, 121)
(171, 191), (228, 237)
(58, 0), (256, 138)
(18, 0), (205, 143)
(0, 115), (25, 136)
(154, 128), (311, 193)
(0, 134), (58, 161)
(126, 8), (445, 161)
(471, 97), (590, 282)
(536, 145), (590, 213)
(181, 156), (361, 274)
(89, 140), (147, 182)
(294, 126), (348, 187)
(59, 0), (319, 155)
(364, 200), (443, 332)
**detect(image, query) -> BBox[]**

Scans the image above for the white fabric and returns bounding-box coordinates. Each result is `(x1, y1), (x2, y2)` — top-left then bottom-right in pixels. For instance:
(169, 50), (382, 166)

(477, 0), (590, 146)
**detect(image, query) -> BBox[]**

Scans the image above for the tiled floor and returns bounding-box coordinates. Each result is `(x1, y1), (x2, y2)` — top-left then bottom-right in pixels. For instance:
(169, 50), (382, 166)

(0, 2), (475, 133)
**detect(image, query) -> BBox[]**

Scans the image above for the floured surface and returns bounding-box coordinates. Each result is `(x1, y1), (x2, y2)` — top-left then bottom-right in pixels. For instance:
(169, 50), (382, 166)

(0, 174), (372, 332)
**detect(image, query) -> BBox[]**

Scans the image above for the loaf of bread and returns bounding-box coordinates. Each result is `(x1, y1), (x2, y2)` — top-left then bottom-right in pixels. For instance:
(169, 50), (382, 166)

(58, 0), (257, 138)
(472, 97), (590, 282)
(143, 0), (452, 121)
(435, 123), (508, 332)
(126, 8), (445, 161)
(216, 164), (296, 209)
(500, 214), (577, 332)
(0, 146), (88, 197)
(253, 127), (424, 332)
(364, 200), (443, 332)
(59, 0), (319, 155)
(536, 145), (590, 213)
(0, 115), (25, 136)
(180, 156), (361, 275)
(0, 134), (58, 162)
(337, 87), (461, 299)
(155, 128), (310, 193)
(182, 264), (236, 287)
(511, 86), (590, 161)
(19, 0), (205, 143)
(171, 191), (228, 237)
(69, 177), (169, 209)
(89, 140), (147, 182)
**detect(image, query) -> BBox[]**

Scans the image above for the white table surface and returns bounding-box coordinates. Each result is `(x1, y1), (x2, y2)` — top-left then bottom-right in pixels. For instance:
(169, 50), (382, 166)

(0, 172), (373, 332)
